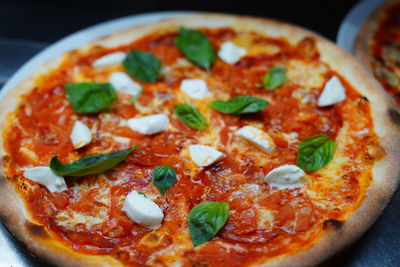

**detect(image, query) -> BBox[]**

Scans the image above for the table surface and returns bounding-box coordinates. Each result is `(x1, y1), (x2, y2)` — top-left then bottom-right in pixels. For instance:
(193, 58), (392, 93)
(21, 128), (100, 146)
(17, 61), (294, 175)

(0, 1), (400, 266)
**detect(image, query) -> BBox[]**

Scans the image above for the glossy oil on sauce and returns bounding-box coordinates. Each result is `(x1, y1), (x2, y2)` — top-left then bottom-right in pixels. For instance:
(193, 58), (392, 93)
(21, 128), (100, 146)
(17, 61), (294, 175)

(3, 28), (376, 266)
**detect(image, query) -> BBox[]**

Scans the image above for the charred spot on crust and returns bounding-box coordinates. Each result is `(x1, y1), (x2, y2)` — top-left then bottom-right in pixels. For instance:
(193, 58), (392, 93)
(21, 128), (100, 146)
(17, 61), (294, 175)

(25, 222), (49, 239)
(373, 56), (384, 63)
(2, 155), (10, 164)
(296, 37), (319, 59)
(367, 142), (387, 160)
(12, 174), (19, 182)
(193, 263), (209, 267)
(389, 108), (400, 125)
(323, 219), (343, 230)
(0, 214), (8, 224)
(361, 96), (369, 102)
(0, 175), (7, 186)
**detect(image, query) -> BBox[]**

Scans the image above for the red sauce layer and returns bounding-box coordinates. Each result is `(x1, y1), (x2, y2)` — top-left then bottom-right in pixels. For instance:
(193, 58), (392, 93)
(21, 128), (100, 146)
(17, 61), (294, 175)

(3, 28), (376, 266)
(370, 2), (400, 105)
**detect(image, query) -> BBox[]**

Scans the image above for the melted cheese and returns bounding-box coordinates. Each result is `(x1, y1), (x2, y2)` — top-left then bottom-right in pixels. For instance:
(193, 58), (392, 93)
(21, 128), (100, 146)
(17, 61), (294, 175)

(92, 52), (127, 68)
(287, 59), (328, 88)
(23, 167), (67, 193)
(180, 79), (211, 99)
(127, 114), (169, 135)
(218, 41), (247, 64)
(189, 145), (225, 167)
(235, 126), (275, 153)
(56, 210), (106, 229)
(3, 26), (378, 267)
(264, 165), (307, 189)
(317, 76), (346, 106)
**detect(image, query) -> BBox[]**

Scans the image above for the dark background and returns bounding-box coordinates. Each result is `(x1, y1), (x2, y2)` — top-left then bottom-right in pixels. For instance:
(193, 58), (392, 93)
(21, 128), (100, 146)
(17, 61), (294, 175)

(0, 0), (359, 43)
(2, 1), (400, 267)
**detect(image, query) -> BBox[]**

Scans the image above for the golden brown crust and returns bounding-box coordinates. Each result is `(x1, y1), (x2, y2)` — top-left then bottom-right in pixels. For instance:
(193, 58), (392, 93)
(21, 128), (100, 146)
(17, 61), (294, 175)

(0, 13), (399, 267)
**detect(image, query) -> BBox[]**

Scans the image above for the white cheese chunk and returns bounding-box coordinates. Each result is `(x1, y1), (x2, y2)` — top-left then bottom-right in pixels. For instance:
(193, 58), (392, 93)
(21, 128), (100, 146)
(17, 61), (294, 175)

(264, 164), (307, 189)
(127, 114), (169, 135)
(317, 76), (346, 107)
(235, 126), (275, 153)
(109, 72), (142, 96)
(189, 145), (224, 167)
(24, 167), (67, 193)
(218, 41), (247, 64)
(123, 190), (164, 229)
(282, 132), (299, 144)
(180, 79), (211, 99)
(92, 52), (126, 68)
(70, 120), (92, 149)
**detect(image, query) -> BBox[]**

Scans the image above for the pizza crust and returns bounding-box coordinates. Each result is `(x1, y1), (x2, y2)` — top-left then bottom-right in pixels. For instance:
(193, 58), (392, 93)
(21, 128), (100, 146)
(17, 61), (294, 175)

(0, 13), (399, 267)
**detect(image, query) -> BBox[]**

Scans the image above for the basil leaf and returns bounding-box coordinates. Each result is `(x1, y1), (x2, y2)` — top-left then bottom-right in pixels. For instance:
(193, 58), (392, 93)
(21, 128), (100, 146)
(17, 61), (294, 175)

(138, 192), (147, 197)
(188, 201), (230, 247)
(262, 66), (286, 90)
(297, 134), (335, 171)
(130, 88), (143, 105)
(152, 165), (177, 194)
(209, 95), (268, 115)
(123, 50), (162, 82)
(174, 104), (208, 130)
(174, 28), (216, 69)
(50, 146), (139, 177)
(65, 83), (117, 114)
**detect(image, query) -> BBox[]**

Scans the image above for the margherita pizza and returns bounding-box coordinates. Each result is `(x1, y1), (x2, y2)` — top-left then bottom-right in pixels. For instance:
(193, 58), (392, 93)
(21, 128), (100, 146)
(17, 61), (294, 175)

(354, 0), (400, 107)
(0, 14), (399, 267)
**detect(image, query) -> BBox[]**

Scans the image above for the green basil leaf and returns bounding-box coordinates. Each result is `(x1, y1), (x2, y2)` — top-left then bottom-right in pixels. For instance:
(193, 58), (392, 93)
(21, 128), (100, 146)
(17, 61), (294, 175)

(123, 50), (162, 82)
(174, 28), (216, 69)
(262, 66), (286, 90)
(174, 104), (208, 130)
(130, 88), (143, 105)
(297, 134), (335, 171)
(50, 146), (139, 177)
(65, 83), (117, 114)
(152, 165), (177, 194)
(188, 201), (230, 247)
(138, 192), (147, 197)
(208, 95), (268, 115)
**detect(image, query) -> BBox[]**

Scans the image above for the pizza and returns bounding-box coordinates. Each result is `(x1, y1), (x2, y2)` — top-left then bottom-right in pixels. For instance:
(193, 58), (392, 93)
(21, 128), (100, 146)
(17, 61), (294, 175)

(0, 14), (399, 267)
(354, 0), (400, 107)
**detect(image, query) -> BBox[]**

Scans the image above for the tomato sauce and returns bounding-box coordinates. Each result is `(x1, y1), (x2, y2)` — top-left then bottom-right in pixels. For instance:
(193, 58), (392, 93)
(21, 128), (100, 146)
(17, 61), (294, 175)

(3, 28), (376, 266)
(370, 2), (400, 106)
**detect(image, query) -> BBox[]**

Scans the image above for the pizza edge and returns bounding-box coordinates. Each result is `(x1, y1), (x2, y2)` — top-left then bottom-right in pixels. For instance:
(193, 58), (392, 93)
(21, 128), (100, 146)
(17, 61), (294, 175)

(0, 13), (399, 267)
(353, 0), (399, 76)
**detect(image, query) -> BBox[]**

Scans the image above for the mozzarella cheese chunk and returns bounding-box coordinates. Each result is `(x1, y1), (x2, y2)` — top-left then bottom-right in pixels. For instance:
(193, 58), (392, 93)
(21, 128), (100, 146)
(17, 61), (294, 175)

(218, 41), (247, 64)
(264, 164), (307, 189)
(24, 167), (67, 193)
(109, 72), (142, 96)
(235, 126), (275, 153)
(317, 76), (346, 107)
(282, 132), (299, 144)
(92, 52), (127, 68)
(180, 79), (211, 99)
(123, 190), (164, 229)
(189, 145), (224, 167)
(127, 114), (169, 135)
(70, 120), (92, 149)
